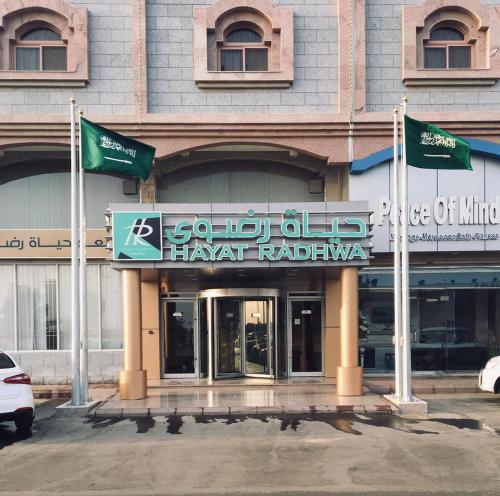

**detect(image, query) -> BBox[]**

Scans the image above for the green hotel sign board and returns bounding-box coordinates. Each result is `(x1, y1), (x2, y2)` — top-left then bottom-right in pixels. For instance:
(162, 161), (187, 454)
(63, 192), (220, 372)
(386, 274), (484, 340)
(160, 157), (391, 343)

(112, 208), (370, 264)
(112, 212), (162, 261)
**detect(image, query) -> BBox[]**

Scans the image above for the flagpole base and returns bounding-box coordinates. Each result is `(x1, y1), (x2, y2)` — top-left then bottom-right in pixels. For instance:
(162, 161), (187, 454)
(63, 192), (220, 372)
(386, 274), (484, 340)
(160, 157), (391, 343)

(119, 370), (147, 400)
(337, 366), (363, 396)
(383, 394), (428, 414)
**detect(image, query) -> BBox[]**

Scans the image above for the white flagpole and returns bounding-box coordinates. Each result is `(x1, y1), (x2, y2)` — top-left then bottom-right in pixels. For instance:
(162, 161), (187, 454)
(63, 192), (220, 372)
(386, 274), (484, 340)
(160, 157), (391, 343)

(70, 98), (81, 406)
(79, 110), (88, 404)
(392, 108), (403, 399)
(400, 96), (413, 402)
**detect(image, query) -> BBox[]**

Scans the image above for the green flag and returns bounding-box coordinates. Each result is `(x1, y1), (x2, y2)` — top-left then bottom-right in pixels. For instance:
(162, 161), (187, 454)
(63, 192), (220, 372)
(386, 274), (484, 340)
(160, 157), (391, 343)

(404, 115), (472, 171)
(80, 117), (155, 180)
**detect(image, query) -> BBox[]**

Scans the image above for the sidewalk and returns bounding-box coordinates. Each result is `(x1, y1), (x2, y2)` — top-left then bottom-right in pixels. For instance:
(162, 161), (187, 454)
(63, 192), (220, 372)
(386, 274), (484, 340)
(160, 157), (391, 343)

(365, 375), (480, 395)
(33, 375), (481, 401)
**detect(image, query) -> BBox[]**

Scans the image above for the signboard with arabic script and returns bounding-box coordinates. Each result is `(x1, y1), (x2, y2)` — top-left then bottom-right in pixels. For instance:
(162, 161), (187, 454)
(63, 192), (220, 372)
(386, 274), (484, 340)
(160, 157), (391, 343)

(109, 202), (372, 268)
(0, 230), (107, 259)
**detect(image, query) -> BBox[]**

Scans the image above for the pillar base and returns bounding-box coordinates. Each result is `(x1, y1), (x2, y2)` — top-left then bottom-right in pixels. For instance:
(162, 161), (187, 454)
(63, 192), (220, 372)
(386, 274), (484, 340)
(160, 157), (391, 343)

(119, 370), (147, 400)
(337, 366), (363, 396)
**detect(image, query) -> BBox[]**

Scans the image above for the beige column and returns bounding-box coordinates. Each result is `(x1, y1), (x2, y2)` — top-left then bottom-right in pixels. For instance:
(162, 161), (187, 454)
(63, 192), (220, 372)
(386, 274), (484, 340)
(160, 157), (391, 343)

(337, 266), (363, 396)
(141, 272), (161, 381)
(119, 268), (147, 400)
(324, 269), (341, 377)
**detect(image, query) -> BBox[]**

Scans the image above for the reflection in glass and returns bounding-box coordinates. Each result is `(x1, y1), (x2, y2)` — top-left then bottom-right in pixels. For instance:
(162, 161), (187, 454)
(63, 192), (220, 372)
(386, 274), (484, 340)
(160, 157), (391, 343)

(359, 269), (500, 372)
(291, 301), (322, 372)
(198, 298), (208, 377)
(217, 299), (241, 374)
(221, 49), (243, 71)
(100, 265), (122, 349)
(164, 301), (195, 374)
(277, 297), (287, 378)
(244, 300), (270, 375)
(245, 48), (268, 71)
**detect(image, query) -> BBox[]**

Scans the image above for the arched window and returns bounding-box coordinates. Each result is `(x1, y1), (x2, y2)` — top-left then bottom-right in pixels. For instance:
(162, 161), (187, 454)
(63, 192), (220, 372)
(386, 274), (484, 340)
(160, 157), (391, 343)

(0, 1), (88, 86)
(194, 0), (294, 88)
(401, 1), (500, 86)
(15, 25), (67, 71)
(423, 25), (471, 69)
(220, 25), (268, 72)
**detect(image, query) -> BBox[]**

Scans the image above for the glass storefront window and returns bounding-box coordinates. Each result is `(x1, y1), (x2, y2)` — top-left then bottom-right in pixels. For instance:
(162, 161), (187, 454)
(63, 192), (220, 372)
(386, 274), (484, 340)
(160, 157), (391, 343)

(86, 265), (101, 350)
(0, 265), (15, 350)
(100, 265), (122, 349)
(0, 263), (122, 351)
(360, 268), (500, 372)
(17, 265), (58, 350)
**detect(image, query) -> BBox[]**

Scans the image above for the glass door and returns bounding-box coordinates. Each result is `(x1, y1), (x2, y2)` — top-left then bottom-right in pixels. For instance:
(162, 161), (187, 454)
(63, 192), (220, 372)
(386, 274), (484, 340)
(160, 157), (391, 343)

(199, 289), (285, 380)
(289, 299), (323, 375)
(214, 297), (276, 378)
(162, 300), (198, 378)
(215, 298), (242, 377)
(243, 299), (274, 377)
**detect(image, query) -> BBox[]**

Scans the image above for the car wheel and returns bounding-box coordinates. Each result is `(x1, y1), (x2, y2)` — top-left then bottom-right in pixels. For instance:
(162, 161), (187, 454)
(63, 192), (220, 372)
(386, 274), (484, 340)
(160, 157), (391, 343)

(495, 378), (500, 394)
(14, 414), (33, 432)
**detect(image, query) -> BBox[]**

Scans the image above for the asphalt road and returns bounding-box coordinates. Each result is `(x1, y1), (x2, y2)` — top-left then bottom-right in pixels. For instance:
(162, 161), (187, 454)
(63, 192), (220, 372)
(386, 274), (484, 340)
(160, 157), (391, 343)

(0, 394), (499, 496)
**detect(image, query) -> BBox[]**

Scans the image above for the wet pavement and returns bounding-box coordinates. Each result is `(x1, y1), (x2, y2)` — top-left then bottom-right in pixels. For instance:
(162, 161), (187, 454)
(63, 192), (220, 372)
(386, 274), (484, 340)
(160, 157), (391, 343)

(0, 394), (499, 495)
(94, 379), (394, 416)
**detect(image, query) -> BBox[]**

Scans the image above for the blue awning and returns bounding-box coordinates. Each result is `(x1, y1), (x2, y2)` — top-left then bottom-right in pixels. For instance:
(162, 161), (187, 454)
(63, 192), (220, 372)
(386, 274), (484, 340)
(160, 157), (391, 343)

(350, 138), (500, 174)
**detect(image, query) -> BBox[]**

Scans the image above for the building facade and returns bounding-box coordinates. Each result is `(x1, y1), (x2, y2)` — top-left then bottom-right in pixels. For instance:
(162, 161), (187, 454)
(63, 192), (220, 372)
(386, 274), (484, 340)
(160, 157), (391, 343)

(0, 0), (499, 397)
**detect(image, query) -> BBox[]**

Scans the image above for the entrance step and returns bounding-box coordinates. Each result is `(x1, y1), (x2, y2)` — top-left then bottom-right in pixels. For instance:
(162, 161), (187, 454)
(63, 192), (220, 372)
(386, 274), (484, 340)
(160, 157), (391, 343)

(148, 378), (339, 389)
(89, 379), (397, 418)
(90, 403), (396, 418)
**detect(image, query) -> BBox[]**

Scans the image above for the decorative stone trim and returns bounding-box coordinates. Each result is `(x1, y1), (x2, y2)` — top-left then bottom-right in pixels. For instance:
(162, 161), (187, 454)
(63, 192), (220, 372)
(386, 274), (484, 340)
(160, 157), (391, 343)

(402, 0), (500, 87)
(0, 0), (88, 87)
(194, 0), (293, 89)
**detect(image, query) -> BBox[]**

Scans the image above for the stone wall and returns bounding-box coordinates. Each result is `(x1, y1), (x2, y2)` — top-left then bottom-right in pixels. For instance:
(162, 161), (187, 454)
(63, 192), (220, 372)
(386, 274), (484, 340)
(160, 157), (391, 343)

(365, 0), (500, 112)
(147, 0), (338, 114)
(9, 351), (123, 384)
(0, 0), (134, 115)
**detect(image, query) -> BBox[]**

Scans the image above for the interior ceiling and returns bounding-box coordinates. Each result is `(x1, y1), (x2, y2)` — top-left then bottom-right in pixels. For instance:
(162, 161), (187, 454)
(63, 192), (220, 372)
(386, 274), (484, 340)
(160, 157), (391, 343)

(159, 266), (337, 293)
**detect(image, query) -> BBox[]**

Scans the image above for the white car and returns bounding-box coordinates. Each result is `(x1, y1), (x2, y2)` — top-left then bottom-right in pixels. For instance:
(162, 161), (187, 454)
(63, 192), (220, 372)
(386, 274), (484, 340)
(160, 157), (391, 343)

(479, 356), (500, 394)
(0, 349), (35, 431)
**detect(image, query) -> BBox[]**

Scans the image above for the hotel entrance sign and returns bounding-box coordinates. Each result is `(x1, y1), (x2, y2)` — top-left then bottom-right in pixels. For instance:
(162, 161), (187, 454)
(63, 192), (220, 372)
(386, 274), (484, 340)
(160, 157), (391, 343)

(166, 209), (367, 262)
(109, 203), (371, 267)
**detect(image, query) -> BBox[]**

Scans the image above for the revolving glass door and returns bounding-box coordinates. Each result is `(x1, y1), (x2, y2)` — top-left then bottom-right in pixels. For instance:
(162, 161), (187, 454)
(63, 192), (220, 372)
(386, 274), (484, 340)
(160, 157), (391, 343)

(199, 289), (285, 380)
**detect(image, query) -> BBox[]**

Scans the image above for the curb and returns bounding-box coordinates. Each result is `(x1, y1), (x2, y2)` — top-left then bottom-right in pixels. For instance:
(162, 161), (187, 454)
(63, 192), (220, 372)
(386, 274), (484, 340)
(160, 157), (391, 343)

(89, 404), (396, 418)
(34, 390), (72, 400)
(366, 385), (481, 395)
(55, 400), (102, 418)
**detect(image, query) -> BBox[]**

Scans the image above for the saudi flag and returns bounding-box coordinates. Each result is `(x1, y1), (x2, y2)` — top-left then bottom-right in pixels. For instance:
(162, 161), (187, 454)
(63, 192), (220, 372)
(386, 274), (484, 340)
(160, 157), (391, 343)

(404, 115), (472, 171)
(80, 117), (156, 180)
